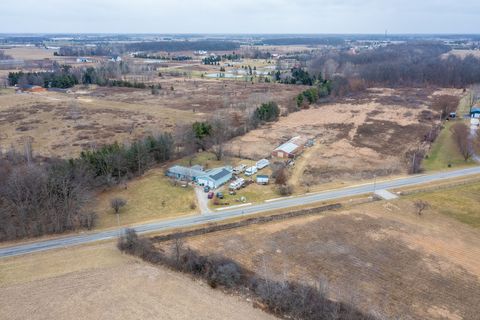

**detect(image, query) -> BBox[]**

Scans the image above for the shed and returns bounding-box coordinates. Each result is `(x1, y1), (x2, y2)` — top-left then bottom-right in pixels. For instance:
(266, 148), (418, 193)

(271, 136), (306, 159)
(256, 175), (269, 185)
(197, 167), (233, 189)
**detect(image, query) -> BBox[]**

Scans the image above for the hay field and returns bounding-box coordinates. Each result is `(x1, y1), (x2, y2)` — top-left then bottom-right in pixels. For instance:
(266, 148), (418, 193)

(158, 182), (480, 319)
(0, 243), (274, 320)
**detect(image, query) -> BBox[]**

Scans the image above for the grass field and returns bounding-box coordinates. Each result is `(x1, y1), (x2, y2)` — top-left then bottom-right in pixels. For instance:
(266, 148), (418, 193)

(407, 181), (480, 228)
(94, 168), (198, 229)
(423, 120), (476, 171)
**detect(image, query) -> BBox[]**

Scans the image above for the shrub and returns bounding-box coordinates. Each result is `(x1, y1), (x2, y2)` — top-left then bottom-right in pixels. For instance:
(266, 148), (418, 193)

(277, 184), (293, 196)
(254, 102), (280, 122)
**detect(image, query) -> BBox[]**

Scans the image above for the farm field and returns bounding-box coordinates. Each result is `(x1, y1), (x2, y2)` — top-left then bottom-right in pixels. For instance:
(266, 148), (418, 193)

(155, 181), (480, 319)
(0, 242), (274, 320)
(228, 87), (464, 190)
(0, 78), (303, 158)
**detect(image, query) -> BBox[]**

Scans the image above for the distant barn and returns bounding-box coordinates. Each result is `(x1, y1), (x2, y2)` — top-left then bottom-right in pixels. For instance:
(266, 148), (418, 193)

(271, 136), (306, 159)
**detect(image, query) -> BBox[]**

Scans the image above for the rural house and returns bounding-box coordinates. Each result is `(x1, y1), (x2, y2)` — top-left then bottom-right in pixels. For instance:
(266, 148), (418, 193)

(197, 167), (233, 189)
(166, 165), (205, 182)
(271, 136), (306, 159)
(166, 165), (233, 189)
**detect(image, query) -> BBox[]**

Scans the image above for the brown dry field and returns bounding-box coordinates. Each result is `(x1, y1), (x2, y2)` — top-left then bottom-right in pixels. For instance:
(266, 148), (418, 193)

(81, 78), (304, 112)
(1, 46), (59, 60)
(0, 78), (303, 158)
(157, 198), (480, 320)
(0, 242), (275, 320)
(0, 89), (199, 157)
(228, 88), (463, 187)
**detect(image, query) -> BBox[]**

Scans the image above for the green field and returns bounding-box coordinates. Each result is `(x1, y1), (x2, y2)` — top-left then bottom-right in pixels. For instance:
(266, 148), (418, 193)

(423, 121), (476, 171)
(407, 181), (480, 228)
(95, 169), (197, 229)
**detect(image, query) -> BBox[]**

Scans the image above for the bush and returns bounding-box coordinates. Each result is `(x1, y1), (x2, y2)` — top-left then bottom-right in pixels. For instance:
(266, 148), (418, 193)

(277, 184), (293, 196)
(207, 260), (242, 288)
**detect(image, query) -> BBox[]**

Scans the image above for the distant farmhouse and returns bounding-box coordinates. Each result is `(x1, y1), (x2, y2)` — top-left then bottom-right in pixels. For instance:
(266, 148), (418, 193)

(166, 165), (233, 189)
(109, 56), (122, 62)
(76, 57), (92, 63)
(272, 136), (307, 159)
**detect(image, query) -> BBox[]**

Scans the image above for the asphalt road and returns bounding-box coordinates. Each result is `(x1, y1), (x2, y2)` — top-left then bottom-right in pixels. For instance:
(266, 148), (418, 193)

(1, 166), (480, 258)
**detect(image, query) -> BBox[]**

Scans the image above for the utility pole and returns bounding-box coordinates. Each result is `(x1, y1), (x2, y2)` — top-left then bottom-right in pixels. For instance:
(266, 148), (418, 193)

(373, 174), (377, 194)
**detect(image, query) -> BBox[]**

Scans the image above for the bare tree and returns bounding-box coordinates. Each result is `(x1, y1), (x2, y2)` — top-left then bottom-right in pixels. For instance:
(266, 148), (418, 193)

(450, 122), (472, 161)
(414, 200), (430, 216)
(111, 197), (127, 214)
(210, 117), (229, 161)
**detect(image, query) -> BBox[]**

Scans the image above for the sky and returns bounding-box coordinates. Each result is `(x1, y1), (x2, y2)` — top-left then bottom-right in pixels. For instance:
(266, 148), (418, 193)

(0, 0), (479, 34)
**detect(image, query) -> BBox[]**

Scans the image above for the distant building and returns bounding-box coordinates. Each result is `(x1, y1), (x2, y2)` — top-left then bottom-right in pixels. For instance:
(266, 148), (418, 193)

(166, 165), (205, 181)
(470, 106), (480, 119)
(76, 57), (91, 63)
(197, 167), (233, 189)
(109, 56), (122, 62)
(271, 136), (307, 159)
(166, 165), (232, 189)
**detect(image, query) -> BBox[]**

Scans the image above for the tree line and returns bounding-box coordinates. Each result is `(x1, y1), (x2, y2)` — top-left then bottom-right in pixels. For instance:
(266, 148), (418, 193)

(7, 62), (152, 90)
(0, 132), (174, 241)
(308, 42), (480, 90)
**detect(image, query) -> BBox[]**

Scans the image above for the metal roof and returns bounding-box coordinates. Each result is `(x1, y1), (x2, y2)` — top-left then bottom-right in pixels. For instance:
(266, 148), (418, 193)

(168, 165), (204, 177)
(208, 168), (232, 181)
(275, 141), (299, 154)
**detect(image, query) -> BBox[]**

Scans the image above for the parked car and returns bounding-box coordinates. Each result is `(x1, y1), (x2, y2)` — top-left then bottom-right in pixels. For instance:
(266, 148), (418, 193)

(207, 191), (214, 199)
(204, 186), (210, 192)
(244, 166), (258, 176)
(216, 192), (224, 199)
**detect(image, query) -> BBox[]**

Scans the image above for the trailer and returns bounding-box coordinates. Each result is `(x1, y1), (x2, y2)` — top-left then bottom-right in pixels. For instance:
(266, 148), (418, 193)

(256, 159), (270, 170)
(229, 178), (245, 190)
(233, 164), (247, 175)
(244, 166), (258, 176)
(256, 175), (269, 185)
